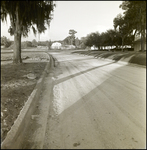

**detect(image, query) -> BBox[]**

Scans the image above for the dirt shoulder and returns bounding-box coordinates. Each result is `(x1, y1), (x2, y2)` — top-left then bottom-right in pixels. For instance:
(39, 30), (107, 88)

(1, 52), (48, 142)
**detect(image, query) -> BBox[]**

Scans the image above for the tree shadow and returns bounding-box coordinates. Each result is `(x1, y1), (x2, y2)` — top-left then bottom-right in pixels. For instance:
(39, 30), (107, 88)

(51, 64), (146, 149)
(58, 57), (94, 63)
(54, 62), (115, 85)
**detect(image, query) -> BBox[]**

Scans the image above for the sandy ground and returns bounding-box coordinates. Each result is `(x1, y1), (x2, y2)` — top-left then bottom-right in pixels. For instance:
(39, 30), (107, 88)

(42, 51), (146, 149)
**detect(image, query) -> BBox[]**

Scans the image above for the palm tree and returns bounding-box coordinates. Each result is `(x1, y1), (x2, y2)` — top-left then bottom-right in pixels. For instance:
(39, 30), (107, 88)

(1, 1), (55, 63)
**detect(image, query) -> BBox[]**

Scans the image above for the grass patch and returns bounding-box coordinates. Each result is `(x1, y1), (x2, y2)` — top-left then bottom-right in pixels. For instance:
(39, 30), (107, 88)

(129, 53), (146, 66)
(1, 59), (47, 142)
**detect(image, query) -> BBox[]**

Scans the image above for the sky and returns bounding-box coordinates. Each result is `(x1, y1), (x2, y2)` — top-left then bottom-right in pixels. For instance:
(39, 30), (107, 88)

(1, 1), (124, 42)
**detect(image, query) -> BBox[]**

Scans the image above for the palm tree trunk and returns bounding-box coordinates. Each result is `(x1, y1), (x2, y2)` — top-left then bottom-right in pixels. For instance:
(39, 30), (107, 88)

(13, 4), (22, 64)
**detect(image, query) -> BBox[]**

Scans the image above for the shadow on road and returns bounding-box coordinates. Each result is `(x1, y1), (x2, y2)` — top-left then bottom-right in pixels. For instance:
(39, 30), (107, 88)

(54, 62), (115, 85)
(51, 63), (146, 149)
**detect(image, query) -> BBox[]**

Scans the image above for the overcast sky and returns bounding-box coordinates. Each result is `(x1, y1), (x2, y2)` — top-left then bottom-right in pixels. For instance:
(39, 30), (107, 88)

(1, 1), (124, 42)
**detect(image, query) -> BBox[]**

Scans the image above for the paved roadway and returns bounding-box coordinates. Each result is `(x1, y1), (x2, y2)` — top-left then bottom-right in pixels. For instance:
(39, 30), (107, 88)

(42, 51), (146, 149)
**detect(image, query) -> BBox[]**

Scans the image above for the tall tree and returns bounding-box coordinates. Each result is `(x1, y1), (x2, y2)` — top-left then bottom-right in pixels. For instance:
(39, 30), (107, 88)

(79, 37), (86, 49)
(113, 14), (131, 51)
(1, 1), (55, 63)
(69, 29), (77, 45)
(106, 29), (118, 49)
(75, 37), (80, 48)
(63, 36), (71, 45)
(47, 39), (52, 50)
(119, 1), (146, 51)
(85, 32), (101, 50)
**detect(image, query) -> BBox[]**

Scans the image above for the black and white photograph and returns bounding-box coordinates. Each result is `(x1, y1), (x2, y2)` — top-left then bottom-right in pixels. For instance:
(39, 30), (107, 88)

(1, 1), (146, 149)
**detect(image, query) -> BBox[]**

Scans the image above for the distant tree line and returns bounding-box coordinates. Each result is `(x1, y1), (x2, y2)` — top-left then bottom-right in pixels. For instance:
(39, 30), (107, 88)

(81, 1), (146, 51)
(62, 1), (146, 51)
(83, 29), (134, 51)
(1, 36), (53, 49)
(1, 1), (145, 56)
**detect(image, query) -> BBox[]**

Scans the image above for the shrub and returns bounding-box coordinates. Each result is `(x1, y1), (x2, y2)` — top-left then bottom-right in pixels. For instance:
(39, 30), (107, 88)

(1, 36), (12, 48)
(21, 41), (33, 49)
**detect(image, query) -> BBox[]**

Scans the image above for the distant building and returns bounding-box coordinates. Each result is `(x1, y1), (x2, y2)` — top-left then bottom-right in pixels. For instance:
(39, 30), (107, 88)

(91, 45), (98, 50)
(51, 42), (62, 49)
(61, 45), (76, 49)
(133, 35), (146, 51)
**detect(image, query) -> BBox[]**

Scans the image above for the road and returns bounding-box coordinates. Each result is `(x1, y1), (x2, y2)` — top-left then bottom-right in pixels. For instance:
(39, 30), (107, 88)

(41, 50), (146, 149)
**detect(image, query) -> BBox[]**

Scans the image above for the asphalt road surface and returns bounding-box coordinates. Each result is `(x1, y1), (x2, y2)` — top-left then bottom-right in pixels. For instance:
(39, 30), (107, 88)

(42, 51), (146, 149)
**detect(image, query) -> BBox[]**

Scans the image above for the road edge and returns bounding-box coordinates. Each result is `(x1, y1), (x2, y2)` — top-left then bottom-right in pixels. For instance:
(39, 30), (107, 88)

(1, 53), (54, 149)
(25, 54), (57, 149)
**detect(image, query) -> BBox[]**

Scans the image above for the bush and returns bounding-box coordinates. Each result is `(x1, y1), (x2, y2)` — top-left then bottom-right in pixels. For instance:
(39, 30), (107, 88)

(21, 41), (33, 49)
(1, 36), (12, 48)
(5, 41), (12, 48)
(32, 39), (38, 47)
(8, 43), (14, 49)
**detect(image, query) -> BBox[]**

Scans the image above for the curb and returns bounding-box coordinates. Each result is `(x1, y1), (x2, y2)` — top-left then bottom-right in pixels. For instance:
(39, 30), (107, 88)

(50, 54), (59, 67)
(26, 54), (56, 149)
(1, 53), (54, 149)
